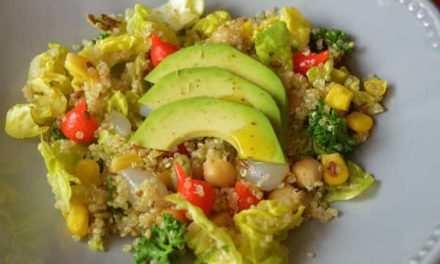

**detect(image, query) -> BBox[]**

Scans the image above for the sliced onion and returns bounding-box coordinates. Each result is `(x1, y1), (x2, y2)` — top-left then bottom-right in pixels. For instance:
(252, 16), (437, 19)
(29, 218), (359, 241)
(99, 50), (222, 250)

(120, 168), (154, 191)
(139, 104), (154, 117)
(242, 160), (290, 191)
(120, 168), (168, 200)
(110, 111), (131, 136)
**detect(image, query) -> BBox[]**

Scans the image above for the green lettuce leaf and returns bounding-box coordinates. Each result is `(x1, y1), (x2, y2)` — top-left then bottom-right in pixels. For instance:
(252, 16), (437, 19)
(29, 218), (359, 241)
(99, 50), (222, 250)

(306, 59), (334, 86)
(27, 43), (71, 95)
(279, 7), (311, 49)
(192, 10), (231, 37)
(255, 21), (292, 68)
(107, 90), (129, 115)
(149, 0), (204, 31)
(38, 140), (86, 212)
(234, 201), (305, 264)
(167, 193), (243, 264)
(324, 161), (375, 202)
(24, 77), (67, 124)
(125, 4), (179, 44)
(5, 104), (49, 138)
(97, 34), (149, 54)
(166, 194), (305, 264)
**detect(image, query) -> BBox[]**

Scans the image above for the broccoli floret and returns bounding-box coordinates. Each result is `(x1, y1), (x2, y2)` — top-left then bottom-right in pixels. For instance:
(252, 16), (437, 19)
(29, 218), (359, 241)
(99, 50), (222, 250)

(308, 99), (355, 154)
(134, 213), (188, 264)
(310, 28), (354, 58)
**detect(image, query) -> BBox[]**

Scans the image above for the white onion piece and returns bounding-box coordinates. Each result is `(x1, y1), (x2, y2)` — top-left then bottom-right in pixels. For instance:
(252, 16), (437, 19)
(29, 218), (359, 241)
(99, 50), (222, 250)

(110, 111), (132, 136)
(120, 168), (154, 191)
(139, 104), (154, 117)
(243, 160), (290, 191)
(120, 168), (168, 201)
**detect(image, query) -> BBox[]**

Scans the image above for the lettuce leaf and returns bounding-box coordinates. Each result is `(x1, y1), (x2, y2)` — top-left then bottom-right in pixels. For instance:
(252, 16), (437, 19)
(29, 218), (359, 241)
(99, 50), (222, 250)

(5, 104), (49, 138)
(97, 34), (149, 54)
(38, 140), (86, 212)
(234, 201), (305, 264)
(166, 194), (304, 264)
(279, 7), (311, 49)
(149, 0), (204, 31)
(306, 59), (334, 86)
(24, 77), (67, 124)
(324, 161), (375, 202)
(107, 90), (129, 115)
(192, 10), (231, 37)
(126, 4), (179, 44)
(27, 43), (71, 95)
(167, 193), (243, 264)
(255, 21), (292, 68)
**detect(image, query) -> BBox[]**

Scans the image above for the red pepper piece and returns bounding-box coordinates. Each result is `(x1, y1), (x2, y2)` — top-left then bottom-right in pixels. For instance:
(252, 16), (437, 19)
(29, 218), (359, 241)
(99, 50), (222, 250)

(150, 34), (180, 67)
(61, 100), (98, 143)
(293, 50), (330, 76)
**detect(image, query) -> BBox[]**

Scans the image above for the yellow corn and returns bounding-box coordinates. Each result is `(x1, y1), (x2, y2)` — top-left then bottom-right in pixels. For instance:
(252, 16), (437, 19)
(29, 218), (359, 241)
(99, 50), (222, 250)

(65, 53), (99, 82)
(346, 112), (374, 133)
(66, 203), (89, 237)
(242, 20), (254, 40)
(110, 154), (143, 173)
(364, 79), (387, 97)
(75, 159), (101, 186)
(325, 83), (354, 111)
(321, 153), (349, 186)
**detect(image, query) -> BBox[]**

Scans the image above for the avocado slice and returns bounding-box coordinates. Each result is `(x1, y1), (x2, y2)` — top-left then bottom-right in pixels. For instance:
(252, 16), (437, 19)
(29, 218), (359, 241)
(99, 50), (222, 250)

(139, 67), (283, 141)
(130, 97), (286, 164)
(145, 44), (288, 133)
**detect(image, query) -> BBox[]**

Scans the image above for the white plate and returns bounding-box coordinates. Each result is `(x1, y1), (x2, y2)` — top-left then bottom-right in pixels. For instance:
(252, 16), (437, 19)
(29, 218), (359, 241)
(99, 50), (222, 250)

(1, 0), (440, 263)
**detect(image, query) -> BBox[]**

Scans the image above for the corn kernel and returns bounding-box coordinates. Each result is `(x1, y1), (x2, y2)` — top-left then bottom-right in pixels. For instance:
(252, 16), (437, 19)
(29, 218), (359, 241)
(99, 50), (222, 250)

(321, 153), (349, 186)
(66, 203), (89, 237)
(65, 53), (99, 82)
(346, 112), (374, 133)
(75, 159), (101, 186)
(364, 79), (387, 97)
(110, 154), (143, 173)
(325, 84), (354, 111)
(242, 20), (254, 40)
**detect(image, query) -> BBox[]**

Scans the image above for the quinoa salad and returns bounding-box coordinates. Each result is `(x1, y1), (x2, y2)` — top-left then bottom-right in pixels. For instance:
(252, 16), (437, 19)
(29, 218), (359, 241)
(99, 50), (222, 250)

(4, 0), (388, 263)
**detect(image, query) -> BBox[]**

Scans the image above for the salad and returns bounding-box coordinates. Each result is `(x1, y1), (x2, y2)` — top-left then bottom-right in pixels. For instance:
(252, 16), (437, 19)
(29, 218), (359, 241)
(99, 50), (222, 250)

(4, 0), (387, 263)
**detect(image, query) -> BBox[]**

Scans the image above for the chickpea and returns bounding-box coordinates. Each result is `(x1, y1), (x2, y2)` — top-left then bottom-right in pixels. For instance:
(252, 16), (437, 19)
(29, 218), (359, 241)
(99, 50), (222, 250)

(161, 208), (188, 224)
(268, 184), (304, 212)
(211, 211), (234, 227)
(203, 158), (236, 187)
(292, 158), (323, 190)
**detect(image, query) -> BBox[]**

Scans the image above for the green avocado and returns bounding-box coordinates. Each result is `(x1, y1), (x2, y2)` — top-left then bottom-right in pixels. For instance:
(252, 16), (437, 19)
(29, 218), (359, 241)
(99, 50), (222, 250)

(145, 44), (288, 134)
(130, 97), (286, 164)
(139, 67), (284, 141)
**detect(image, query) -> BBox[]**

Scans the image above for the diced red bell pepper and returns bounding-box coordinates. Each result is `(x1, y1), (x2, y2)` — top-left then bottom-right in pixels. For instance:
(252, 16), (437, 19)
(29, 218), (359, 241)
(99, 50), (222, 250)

(174, 162), (215, 215)
(61, 100), (98, 143)
(150, 34), (180, 67)
(234, 181), (262, 212)
(293, 50), (330, 76)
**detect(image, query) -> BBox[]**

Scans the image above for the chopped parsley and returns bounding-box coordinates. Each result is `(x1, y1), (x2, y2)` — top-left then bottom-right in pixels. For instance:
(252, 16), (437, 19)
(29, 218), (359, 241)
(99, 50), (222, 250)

(308, 99), (355, 154)
(310, 28), (354, 57)
(92, 32), (111, 45)
(106, 177), (116, 200)
(134, 213), (188, 264)
(49, 127), (65, 141)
